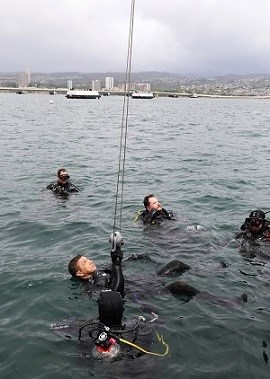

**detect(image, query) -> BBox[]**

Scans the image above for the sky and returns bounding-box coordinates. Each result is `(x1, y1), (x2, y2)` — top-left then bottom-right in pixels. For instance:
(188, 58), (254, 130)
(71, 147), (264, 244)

(1, 0), (270, 76)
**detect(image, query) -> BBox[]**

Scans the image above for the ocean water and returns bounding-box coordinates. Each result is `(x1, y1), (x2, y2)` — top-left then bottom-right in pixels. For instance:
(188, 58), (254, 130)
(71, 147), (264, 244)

(0, 93), (270, 378)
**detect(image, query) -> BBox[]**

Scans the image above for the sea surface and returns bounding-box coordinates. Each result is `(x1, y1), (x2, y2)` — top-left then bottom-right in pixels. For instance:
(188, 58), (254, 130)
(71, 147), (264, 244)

(0, 93), (270, 379)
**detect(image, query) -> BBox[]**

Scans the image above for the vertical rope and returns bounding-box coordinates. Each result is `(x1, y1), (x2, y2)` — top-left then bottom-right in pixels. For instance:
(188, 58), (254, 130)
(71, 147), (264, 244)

(113, 0), (135, 234)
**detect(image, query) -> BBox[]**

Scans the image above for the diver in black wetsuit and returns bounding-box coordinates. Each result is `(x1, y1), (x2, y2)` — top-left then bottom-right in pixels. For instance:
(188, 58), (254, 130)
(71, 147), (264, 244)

(235, 209), (270, 241)
(46, 168), (80, 197)
(68, 231), (248, 306)
(60, 251), (246, 361)
(59, 234), (248, 361)
(55, 232), (170, 361)
(63, 232), (166, 360)
(68, 246), (197, 301)
(137, 194), (174, 225)
(68, 232), (125, 297)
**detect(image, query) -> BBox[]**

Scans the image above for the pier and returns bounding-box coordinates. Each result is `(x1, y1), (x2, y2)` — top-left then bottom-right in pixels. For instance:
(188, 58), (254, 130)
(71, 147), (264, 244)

(0, 86), (270, 99)
(0, 86), (68, 94)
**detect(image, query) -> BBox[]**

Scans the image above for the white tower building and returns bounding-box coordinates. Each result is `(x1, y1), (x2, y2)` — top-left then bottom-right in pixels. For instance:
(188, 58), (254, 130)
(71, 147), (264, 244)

(105, 77), (114, 89)
(17, 69), (30, 87)
(26, 68), (31, 85)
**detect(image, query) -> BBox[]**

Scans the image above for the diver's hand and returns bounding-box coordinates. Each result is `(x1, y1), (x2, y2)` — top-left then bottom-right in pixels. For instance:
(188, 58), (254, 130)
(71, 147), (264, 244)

(109, 232), (124, 264)
(109, 232), (124, 250)
(162, 208), (173, 220)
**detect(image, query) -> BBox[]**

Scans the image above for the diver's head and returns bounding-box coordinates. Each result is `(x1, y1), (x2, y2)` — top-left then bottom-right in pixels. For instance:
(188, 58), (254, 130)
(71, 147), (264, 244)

(68, 254), (97, 279)
(249, 210), (265, 220)
(247, 209), (265, 235)
(143, 194), (162, 211)
(57, 168), (70, 184)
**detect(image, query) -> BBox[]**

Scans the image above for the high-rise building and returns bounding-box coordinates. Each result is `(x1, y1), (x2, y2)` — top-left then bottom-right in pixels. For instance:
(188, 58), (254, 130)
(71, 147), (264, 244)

(67, 80), (73, 90)
(105, 77), (114, 89)
(92, 79), (101, 91)
(26, 68), (31, 84)
(17, 68), (31, 87)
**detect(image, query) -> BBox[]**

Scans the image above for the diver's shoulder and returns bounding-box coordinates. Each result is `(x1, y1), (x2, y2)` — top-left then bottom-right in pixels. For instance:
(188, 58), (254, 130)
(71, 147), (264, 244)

(46, 181), (57, 190)
(68, 182), (81, 192)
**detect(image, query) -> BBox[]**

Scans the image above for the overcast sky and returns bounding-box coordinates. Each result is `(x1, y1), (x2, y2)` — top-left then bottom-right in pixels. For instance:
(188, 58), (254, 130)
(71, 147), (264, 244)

(2, 0), (270, 76)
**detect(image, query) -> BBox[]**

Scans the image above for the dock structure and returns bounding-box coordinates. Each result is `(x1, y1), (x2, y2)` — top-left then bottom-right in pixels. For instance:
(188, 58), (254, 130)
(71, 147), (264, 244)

(1, 87), (270, 99)
(0, 87), (191, 97)
(0, 87), (68, 94)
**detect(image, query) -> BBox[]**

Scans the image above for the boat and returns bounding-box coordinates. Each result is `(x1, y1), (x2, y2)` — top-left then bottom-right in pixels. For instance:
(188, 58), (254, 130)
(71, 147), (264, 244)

(131, 92), (154, 99)
(66, 89), (101, 99)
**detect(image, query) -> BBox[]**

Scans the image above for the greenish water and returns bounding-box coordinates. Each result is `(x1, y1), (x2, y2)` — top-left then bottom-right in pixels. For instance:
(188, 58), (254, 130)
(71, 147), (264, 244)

(0, 93), (270, 378)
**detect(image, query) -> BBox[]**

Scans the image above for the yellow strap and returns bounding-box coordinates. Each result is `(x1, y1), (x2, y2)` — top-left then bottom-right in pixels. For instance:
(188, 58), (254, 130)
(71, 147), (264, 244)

(119, 332), (169, 357)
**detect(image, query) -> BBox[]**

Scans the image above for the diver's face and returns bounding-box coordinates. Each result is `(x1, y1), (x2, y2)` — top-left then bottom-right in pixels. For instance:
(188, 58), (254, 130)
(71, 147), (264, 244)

(250, 219), (263, 234)
(58, 171), (70, 184)
(147, 196), (162, 211)
(76, 256), (97, 279)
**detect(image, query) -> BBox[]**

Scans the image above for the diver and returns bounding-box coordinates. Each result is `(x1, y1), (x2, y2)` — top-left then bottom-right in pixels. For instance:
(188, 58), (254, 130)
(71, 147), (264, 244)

(68, 239), (249, 308)
(235, 209), (270, 241)
(56, 232), (170, 361)
(58, 252), (246, 362)
(68, 242), (209, 301)
(67, 232), (130, 359)
(68, 236), (195, 299)
(68, 231), (125, 297)
(46, 168), (80, 197)
(136, 194), (174, 225)
(59, 235), (248, 362)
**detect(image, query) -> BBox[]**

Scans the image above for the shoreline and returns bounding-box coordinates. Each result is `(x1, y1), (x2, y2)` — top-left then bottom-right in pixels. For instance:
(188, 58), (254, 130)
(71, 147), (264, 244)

(1, 86), (270, 99)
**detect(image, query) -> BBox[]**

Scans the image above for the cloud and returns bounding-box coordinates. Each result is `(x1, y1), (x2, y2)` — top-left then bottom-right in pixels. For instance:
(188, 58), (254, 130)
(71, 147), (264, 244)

(1, 0), (270, 75)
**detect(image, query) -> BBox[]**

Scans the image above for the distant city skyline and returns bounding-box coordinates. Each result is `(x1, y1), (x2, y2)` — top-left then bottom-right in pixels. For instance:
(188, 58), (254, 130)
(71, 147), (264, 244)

(1, 1), (270, 76)
(2, 70), (270, 98)
(3, 69), (154, 92)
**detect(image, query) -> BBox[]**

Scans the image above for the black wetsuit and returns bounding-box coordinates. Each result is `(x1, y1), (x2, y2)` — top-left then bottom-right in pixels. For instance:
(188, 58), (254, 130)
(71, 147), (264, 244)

(235, 219), (270, 241)
(80, 255), (198, 300)
(140, 208), (174, 225)
(46, 181), (80, 196)
(53, 256), (245, 364)
(79, 245), (125, 327)
(80, 263), (124, 297)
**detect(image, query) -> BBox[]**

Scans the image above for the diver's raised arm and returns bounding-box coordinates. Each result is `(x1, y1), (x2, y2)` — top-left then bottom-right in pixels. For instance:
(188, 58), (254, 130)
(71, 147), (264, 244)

(109, 232), (124, 295)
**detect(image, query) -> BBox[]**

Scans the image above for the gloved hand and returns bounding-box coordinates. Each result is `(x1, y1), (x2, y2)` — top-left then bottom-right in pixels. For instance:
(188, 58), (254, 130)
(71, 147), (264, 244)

(109, 232), (124, 264)
(166, 210), (174, 219)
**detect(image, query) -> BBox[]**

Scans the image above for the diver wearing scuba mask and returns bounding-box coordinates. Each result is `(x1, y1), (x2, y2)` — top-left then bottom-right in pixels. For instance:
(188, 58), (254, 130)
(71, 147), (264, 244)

(235, 209), (270, 240)
(46, 168), (80, 197)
